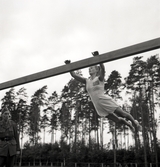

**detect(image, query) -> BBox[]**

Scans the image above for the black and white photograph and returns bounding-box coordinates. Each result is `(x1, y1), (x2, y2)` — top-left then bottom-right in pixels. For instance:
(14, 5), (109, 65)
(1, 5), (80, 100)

(0, 0), (160, 167)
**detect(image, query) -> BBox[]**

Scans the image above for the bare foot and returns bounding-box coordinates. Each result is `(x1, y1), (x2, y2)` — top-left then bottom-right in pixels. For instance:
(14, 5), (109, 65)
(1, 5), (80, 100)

(135, 120), (142, 132)
(130, 125), (135, 132)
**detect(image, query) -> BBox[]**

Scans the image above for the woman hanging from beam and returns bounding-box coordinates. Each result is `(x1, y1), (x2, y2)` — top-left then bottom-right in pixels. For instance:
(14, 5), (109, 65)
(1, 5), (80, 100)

(65, 51), (142, 132)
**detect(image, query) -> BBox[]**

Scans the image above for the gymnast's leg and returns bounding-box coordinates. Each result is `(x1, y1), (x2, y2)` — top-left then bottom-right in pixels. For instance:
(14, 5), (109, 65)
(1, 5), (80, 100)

(106, 112), (135, 131)
(113, 107), (142, 131)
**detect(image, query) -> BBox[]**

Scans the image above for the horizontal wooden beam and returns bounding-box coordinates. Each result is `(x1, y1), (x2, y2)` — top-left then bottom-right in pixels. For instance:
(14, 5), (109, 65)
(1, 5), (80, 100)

(0, 37), (160, 90)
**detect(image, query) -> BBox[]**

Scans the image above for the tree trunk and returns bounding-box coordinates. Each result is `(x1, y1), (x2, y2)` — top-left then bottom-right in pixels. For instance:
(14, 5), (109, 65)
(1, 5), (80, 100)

(100, 118), (103, 150)
(150, 85), (158, 167)
(96, 116), (99, 149)
(43, 128), (45, 144)
(123, 126), (126, 149)
(89, 112), (91, 149)
(140, 87), (148, 167)
(51, 129), (54, 144)
(74, 109), (78, 153)
(113, 123), (116, 167)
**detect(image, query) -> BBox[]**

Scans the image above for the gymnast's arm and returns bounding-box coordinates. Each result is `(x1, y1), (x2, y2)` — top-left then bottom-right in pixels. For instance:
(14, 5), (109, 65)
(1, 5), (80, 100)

(70, 71), (86, 84)
(92, 51), (105, 81)
(65, 60), (86, 84)
(99, 63), (105, 81)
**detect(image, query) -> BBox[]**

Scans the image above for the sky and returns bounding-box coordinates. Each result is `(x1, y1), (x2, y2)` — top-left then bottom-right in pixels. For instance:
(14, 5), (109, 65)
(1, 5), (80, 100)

(0, 0), (160, 143)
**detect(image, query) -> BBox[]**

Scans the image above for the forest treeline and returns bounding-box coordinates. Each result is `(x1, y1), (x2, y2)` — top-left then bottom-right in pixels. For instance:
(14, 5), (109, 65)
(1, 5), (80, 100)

(0, 55), (160, 165)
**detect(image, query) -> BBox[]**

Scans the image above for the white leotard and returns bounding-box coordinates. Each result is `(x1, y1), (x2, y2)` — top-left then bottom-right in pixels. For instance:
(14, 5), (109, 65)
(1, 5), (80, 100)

(86, 76), (119, 117)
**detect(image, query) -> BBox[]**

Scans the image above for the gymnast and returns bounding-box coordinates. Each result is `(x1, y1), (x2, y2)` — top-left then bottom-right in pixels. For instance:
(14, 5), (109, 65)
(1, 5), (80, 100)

(65, 51), (142, 132)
